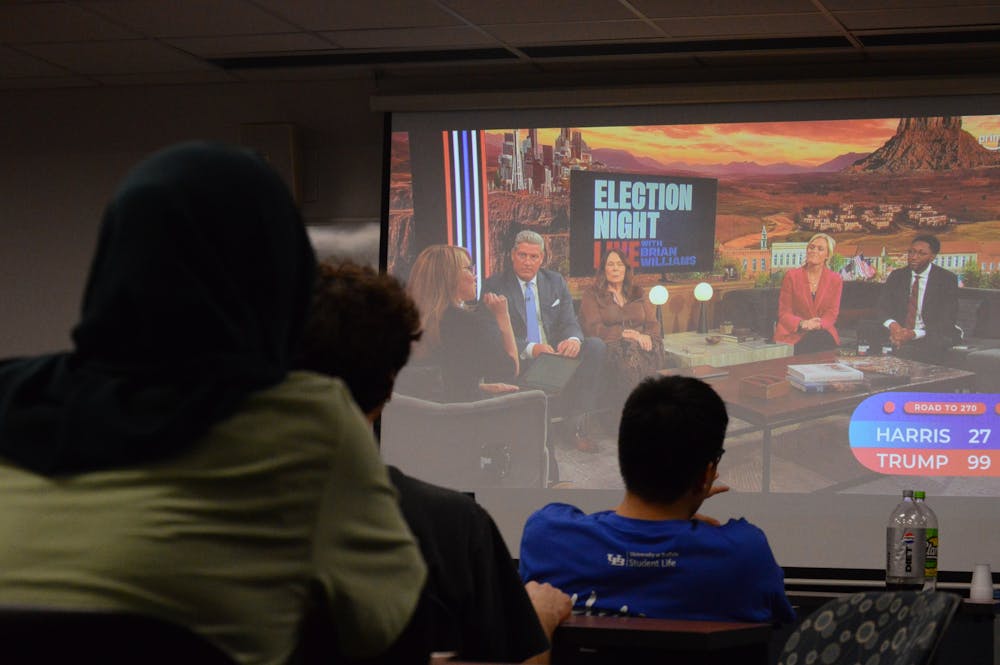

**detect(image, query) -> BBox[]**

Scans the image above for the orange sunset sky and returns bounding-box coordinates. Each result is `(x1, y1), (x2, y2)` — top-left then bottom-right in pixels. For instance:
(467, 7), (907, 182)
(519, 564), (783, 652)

(496, 115), (1000, 167)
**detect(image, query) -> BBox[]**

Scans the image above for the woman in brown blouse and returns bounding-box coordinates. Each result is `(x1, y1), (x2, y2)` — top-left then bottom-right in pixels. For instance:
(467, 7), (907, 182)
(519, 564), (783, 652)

(579, 248), (664, 409)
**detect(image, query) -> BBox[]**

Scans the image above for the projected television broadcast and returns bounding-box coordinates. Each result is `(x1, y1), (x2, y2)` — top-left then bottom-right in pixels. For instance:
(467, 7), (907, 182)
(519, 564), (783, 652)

(379, 100), (1000, 571)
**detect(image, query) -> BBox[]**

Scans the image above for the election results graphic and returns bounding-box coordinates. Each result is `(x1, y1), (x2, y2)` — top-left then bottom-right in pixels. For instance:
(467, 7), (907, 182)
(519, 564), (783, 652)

(850, 393), (999, 476)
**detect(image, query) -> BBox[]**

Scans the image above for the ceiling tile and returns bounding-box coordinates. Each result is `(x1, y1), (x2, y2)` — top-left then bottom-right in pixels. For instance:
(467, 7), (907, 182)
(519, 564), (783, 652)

(441, 0), (635, 24)
(822, 0), (998, 10)
(833, 6), (1000, 30)
(322, 26), (499, 49)
(488, 20), (662, 45)
(630, 0), (819, 19)
(81, 0), (300, 37)
(0, 2), (138, 43)
(654, 14), (841, 39)
(252, 0), (461, 31)
(166, 33), (336, 57)
(18, 40), (215, 75)
(0, 46), (74, 78)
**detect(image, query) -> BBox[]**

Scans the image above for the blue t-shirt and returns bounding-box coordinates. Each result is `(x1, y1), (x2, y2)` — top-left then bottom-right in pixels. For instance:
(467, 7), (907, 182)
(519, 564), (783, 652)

(519, 503), (795, 624)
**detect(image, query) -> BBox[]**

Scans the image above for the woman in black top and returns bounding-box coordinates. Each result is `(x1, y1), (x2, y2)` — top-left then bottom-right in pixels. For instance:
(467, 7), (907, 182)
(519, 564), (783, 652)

(408, 245), (518, 401)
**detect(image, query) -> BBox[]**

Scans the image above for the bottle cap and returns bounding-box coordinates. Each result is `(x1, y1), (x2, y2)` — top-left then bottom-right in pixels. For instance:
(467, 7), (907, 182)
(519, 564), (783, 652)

(914, 491), (926, 499)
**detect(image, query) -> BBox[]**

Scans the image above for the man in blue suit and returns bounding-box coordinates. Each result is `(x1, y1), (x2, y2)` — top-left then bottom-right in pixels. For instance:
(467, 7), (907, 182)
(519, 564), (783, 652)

(483, 230), (606, 453)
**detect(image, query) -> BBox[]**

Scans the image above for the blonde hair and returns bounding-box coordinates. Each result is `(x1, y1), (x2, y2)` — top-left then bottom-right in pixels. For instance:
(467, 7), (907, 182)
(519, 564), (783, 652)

(407, 244), (471, 356)
(808, 233), (836, 265)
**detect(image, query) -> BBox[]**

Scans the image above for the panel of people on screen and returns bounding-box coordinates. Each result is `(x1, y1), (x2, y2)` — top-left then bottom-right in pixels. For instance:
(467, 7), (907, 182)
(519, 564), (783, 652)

(402, 231), (962, 434)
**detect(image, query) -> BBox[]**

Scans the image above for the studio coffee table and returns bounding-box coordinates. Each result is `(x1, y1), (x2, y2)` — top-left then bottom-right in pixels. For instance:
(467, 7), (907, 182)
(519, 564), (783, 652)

(661, 331), (792, 368)
(685, 351), (975, 491)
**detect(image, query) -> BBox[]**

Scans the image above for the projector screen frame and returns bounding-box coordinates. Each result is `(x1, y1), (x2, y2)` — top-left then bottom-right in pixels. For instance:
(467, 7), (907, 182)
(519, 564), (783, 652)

(377, 88), (1000, 582)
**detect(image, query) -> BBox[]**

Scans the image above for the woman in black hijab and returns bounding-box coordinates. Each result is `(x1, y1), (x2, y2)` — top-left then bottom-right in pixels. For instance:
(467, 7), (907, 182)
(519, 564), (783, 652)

(0, 143), (425, 665)
(0, 141), (316, 473)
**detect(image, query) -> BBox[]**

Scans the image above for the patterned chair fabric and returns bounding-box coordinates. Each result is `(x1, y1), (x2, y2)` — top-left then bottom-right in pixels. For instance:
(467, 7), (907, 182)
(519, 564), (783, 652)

(777, 590), (959, 665)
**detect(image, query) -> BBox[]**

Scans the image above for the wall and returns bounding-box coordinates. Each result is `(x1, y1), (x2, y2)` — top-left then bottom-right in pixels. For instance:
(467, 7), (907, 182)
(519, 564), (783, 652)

(0, 76), (384, 355)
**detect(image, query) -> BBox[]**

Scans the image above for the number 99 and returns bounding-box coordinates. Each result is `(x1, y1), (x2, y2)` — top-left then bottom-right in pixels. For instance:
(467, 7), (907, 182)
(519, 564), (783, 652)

(968, 455), (992, 470)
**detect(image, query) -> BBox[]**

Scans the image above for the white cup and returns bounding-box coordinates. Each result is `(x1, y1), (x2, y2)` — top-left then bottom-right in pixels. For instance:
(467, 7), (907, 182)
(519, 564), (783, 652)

(969, 563), (994, 602)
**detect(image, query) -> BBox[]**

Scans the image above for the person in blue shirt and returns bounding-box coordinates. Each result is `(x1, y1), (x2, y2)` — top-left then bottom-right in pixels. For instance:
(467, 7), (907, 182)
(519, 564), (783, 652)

(519, 375), (795, 624)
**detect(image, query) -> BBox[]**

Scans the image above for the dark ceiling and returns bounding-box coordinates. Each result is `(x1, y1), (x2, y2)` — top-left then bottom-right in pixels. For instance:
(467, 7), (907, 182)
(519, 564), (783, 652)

(1, 0), (998, 94)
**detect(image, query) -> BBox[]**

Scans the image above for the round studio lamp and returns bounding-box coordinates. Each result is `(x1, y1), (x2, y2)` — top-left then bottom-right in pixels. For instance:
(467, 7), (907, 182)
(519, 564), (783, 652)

(648, 284), (669, 306)
(693, 281), (714, 302)
(693, 281), (714, 334)
(648, 285), (669, 337)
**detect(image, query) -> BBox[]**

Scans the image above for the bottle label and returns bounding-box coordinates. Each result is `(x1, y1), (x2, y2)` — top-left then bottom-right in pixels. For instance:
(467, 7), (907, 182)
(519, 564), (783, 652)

(886, 527), (926, 579)
(924, 528), (938, 578)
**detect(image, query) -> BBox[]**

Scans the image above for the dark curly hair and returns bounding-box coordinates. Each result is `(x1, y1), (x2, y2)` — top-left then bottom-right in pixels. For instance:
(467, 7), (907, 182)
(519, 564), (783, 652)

(297, 261), (422, 415)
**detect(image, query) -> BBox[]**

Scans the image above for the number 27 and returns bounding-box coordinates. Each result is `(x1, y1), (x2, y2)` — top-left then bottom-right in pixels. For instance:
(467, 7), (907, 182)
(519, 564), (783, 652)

(968, 429), (991, 444)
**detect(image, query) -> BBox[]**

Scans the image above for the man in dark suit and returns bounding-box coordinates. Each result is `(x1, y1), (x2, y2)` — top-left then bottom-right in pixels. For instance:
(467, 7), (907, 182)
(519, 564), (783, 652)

(482, 230), (606, 452)
(871, 234), (960, 362)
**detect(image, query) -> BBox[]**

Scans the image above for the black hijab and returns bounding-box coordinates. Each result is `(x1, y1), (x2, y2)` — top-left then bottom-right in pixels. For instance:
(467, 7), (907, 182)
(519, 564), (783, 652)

(0, 142), (316, 474)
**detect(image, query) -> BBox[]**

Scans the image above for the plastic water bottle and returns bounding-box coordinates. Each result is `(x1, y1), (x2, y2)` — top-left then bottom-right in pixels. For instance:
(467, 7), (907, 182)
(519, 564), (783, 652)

(914, 491), (939, 590)
(886, 489), (926, 590)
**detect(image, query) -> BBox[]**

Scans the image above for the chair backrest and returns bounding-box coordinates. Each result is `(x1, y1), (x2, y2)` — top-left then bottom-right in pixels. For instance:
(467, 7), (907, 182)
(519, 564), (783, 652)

(380, 389), (549, 488)
(0, 606), (236, 664)
(719, 288), (781, 341)
(393, 363), (446, 402)
(777, 590), (959, 665)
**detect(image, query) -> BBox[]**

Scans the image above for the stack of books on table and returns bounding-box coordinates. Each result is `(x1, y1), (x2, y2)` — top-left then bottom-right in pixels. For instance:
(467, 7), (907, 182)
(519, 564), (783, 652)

(786, 362), (865, 392)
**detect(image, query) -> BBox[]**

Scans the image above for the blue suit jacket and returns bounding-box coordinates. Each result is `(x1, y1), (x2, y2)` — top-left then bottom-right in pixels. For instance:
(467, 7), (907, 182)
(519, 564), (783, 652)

(482, 268), (583, 354)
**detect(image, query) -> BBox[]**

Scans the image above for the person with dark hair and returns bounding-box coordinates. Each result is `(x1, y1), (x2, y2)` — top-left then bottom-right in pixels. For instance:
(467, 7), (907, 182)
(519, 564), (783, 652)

(519, 376), (794, 623)
(579, 248), (664, 409)
(483, 230), (607, 452)
(299, 261), (424, 420)
(299, 261), (571, 664)
(869, 234), (960, 361)
(0, 143), (426, 665)
(774, 233), (843, 354)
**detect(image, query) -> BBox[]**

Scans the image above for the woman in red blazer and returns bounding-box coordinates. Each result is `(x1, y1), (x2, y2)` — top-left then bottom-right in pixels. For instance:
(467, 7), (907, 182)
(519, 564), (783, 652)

(774, 233), (843, 354)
